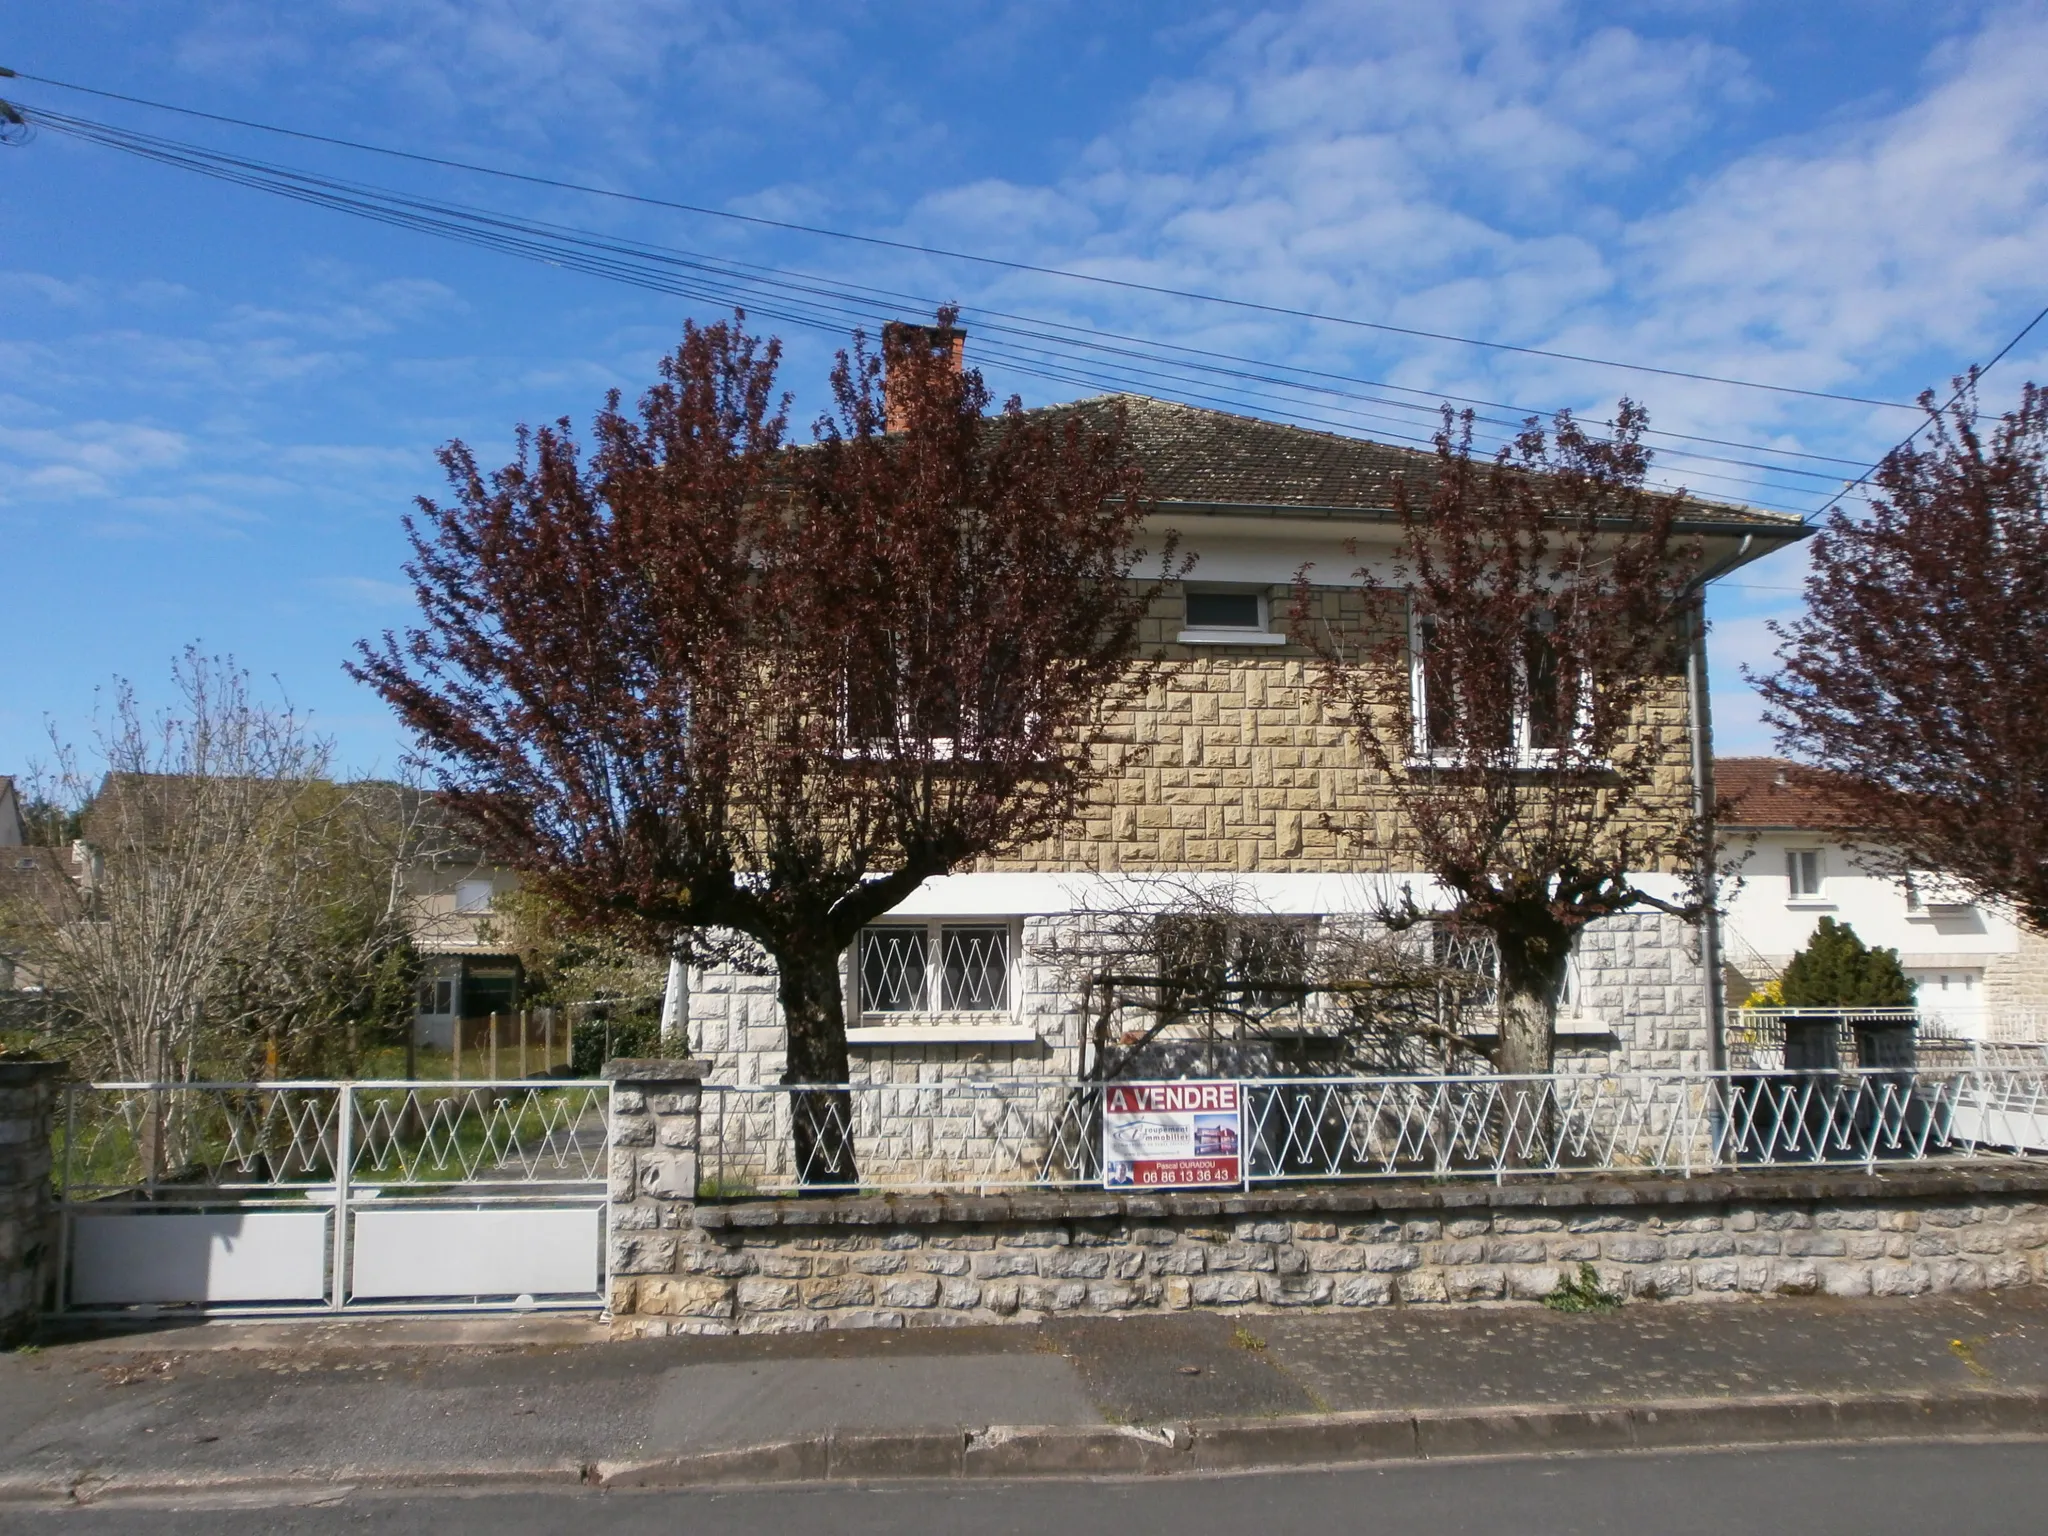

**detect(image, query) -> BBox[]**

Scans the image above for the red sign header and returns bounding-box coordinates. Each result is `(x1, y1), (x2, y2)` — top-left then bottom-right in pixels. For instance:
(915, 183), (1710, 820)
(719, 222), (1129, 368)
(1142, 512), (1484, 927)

(1104, 1082), (1241, 1115)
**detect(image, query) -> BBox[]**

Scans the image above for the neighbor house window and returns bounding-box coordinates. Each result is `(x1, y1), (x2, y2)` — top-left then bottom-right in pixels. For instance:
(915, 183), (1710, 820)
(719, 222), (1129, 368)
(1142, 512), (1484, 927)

(416, 978), (454, 1015)
(857, 922), (1014, 1015)
(455, 878), (495, 914)
(1179, 586), (1284, 644)
(1786, 849), (1824, 900)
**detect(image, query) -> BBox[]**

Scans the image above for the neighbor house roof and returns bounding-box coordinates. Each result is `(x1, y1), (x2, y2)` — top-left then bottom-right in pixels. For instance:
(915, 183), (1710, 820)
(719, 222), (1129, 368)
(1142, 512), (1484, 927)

(1716, 756), (1859, 830)
(1038, 395), (1810, 535)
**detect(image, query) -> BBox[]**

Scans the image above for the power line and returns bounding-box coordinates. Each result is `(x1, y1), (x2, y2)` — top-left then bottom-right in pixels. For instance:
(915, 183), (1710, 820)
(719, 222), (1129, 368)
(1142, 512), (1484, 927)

(14, 103), (1858, 515)
(1801, 299), (2048, 525)
(6, 69), (1927, 415)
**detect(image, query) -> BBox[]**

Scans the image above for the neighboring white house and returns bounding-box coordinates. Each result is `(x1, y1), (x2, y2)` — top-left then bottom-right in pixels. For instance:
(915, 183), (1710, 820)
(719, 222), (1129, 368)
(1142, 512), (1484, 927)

(1717, 756), (2048, 1037)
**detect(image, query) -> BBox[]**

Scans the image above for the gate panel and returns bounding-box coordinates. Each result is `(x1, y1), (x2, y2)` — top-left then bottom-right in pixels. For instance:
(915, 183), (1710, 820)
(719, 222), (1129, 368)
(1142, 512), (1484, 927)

(70, 1210), (330, 1306)
(350, 1205), (602, 1301)
(54, 1079), (611, 1317)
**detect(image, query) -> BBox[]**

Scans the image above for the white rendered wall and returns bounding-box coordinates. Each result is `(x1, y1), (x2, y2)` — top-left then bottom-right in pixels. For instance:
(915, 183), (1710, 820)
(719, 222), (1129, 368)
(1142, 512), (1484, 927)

(1720, 831), (2026, 1028)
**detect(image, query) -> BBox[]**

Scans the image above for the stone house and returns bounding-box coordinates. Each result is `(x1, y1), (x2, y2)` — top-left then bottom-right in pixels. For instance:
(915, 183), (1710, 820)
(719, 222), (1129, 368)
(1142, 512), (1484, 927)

(682, 395), (1805, 1086)
(1718, 755), (2048, 1035)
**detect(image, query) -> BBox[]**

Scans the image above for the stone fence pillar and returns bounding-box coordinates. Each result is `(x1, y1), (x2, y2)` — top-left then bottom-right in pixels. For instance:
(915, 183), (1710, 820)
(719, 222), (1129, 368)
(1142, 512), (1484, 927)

(0, 1061), (67, 1345)
(602, 1058), (712, 1331)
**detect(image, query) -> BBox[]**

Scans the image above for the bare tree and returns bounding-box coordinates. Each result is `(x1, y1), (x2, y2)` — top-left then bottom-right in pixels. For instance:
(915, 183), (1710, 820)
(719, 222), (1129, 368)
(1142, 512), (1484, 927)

(350, 312), (1173, 1181)
(1758, 378), (2048, 930)
(1041, 877), (1499, 1081)
(1291, 406), (1706, 1077)
(1, 652), (426, 1082)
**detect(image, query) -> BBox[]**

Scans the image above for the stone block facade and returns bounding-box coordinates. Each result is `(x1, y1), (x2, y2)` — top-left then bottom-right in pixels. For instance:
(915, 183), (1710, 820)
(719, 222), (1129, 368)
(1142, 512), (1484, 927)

(0, 1060), (64, 1345)
(607, 1062), (2048, 1337)
(996, 586), (1696, 874)
(688, 906), (1711, 1088)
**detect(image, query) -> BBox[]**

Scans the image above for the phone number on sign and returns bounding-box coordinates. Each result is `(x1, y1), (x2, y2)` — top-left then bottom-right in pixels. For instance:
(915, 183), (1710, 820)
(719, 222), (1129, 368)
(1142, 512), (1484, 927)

(1131, 1158), (1238, 1186)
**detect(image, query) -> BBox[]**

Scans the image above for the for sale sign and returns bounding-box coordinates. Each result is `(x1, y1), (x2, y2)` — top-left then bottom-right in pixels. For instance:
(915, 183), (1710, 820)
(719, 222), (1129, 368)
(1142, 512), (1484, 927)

(1102, 1081), (1242, 1189)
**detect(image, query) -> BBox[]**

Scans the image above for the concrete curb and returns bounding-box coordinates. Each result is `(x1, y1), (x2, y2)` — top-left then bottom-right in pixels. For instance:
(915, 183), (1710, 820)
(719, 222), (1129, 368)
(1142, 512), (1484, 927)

(5, 1390), (2045, 1504)
(599, 1387), (2048, 1487)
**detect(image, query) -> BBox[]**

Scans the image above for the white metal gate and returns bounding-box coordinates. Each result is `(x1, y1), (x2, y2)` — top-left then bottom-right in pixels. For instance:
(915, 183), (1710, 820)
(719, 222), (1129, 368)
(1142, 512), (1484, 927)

(53, 1079), (611, 1315)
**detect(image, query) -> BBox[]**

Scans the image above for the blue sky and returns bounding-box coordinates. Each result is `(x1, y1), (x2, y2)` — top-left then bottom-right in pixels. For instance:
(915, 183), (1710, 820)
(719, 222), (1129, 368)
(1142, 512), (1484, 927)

(3, 1), (2045, 780)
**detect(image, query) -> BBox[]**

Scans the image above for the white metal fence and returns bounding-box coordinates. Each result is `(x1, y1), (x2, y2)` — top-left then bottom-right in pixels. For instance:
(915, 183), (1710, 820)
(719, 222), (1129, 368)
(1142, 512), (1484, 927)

(698, 1066), (2048, 1195)
(54, 1079), (611, 1315)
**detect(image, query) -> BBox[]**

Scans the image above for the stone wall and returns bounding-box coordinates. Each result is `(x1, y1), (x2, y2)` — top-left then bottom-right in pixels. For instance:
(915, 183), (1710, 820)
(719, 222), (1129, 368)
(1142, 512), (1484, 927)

(605, 1059), (2048, 1337)
(0, 1060), (64, 1346)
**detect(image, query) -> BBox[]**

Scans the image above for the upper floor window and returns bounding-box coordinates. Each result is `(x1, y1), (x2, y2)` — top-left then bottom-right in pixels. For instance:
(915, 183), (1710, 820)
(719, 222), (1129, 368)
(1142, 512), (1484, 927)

(1410, 607), (1582, 764)
(858, 922), (1013, 1015)
(1180, 586), (1285, 646)
(1786, 849), (1824, 900)
(455, 878), (495, 914)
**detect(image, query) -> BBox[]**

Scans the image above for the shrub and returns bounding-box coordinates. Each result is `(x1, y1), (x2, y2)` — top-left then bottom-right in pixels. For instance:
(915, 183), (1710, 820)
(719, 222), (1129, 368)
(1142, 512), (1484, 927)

(1779, 917), (1914, 1007)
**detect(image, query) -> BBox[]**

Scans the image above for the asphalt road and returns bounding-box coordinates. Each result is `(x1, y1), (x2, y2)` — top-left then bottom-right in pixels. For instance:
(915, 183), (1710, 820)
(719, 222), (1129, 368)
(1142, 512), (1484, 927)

(3, 1441), (2045, 1535)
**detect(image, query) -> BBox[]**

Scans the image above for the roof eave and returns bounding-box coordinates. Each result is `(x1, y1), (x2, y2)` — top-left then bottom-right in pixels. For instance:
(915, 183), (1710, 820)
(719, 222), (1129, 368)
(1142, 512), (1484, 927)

(1144, 498), (1811, 540)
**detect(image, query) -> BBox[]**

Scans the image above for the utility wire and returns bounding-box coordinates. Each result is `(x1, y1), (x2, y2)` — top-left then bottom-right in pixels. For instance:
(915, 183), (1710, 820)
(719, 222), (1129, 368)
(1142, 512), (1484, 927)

(14, 103), (1857, 513)
(6, 69), (1925, 414)
(1801, 299), (2048, 525)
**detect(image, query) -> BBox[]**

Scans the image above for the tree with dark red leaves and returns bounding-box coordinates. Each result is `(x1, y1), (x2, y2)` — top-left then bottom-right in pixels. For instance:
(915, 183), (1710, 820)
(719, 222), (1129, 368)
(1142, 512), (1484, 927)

(350, 312), (1167, 1181)
(1759, 378), (2048, 933)
(1294, 406), (1706, 1077)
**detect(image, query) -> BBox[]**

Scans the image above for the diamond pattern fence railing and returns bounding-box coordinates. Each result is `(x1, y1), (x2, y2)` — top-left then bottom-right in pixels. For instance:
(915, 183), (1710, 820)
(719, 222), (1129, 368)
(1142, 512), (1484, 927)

(698, 1067), (2048, 1195)
(57, 1080), (613, 1199)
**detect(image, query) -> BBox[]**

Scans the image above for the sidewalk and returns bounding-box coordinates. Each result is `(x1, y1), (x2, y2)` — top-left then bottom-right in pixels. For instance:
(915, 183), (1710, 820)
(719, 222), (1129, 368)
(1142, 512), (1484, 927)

(6, 1290), (2048, 1501)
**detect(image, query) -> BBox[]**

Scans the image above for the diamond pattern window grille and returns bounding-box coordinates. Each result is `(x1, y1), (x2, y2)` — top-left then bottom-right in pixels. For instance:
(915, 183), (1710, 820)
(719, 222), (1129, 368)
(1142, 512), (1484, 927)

(861, 928), (929, 1013)
(941, 926), (1010, 1011)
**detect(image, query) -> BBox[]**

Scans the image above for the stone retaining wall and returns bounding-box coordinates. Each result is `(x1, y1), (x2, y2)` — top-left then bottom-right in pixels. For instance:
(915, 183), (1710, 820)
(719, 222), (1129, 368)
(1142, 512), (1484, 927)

(604, 1060), (2048, 1337)
(0, 1061), (64, 1346)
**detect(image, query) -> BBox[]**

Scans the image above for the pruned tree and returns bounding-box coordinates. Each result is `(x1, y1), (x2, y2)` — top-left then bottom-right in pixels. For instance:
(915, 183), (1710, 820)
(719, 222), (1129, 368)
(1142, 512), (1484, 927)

(1757, 378), (2048, 931)
(1039, 877), (1499, 1080)
(350, 311), (1173, 1181)
(1291, 406), (1706, 1077)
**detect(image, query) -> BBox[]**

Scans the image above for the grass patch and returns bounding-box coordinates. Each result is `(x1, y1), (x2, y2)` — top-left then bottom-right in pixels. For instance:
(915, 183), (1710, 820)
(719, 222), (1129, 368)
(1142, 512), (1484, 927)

(1230, 1325), (1268, 1351)
(1542, 1263), (1623, 1313)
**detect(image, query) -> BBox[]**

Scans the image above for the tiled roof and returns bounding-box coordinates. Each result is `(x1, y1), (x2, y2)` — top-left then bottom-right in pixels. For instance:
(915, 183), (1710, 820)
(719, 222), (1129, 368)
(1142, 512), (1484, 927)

(1034, 394), (1807, 531)
(1716, 756), (1859, 829)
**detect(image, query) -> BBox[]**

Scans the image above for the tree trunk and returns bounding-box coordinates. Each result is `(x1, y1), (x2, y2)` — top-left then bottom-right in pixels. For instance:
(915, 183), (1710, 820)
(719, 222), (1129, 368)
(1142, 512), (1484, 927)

(1492, 924), (1570, 1168)
(776, 943), (859, 1187)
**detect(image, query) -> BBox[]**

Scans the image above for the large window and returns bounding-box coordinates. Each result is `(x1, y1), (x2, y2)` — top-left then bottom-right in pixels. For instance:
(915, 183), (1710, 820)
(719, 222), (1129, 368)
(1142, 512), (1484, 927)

(1410, 608), (1580, 763)
(858, 922), (1013, 1015)
(1153, 914), (1316, 1015)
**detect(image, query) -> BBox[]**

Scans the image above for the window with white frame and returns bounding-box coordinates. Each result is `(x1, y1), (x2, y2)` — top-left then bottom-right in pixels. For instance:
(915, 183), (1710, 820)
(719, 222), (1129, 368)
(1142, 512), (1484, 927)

(1179, 585), (1284, 645)
(1786, 848), (1824, 900)
(416, 978), (455, 1016)
(454, 878), (495, 914)
(857, 921), (1014, 1016)
(1409, 607), (1581, 763)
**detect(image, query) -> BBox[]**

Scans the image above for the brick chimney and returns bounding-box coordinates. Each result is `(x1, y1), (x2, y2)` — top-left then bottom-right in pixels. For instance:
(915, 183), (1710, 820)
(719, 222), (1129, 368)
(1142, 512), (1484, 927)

(881, 320), (966, 434)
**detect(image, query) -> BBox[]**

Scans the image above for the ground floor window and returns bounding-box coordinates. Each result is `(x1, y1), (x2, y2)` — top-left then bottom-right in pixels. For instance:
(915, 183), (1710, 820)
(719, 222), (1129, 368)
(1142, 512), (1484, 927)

(857, 921), (1014, 1016)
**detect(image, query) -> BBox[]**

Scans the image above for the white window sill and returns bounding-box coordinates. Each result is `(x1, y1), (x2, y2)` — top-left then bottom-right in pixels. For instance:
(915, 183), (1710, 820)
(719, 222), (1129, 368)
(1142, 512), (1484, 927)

(1465, 1013), (1614, 1041)
(1405, 755), (1609, 773)
(1177, 629), (1287, 646)
(847, 1023), (1040, 1045)
(1785, 899), (1836, 910)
